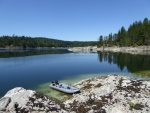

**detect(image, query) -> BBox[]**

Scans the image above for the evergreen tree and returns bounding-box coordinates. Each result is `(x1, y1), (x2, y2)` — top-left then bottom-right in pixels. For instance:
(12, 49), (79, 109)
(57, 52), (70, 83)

(108, 33), (113, 47)
(98, 35), (103, 47)
(120, 26), (127, 46)
(143, 18), (149, 45)
(112, 33), (118, 46)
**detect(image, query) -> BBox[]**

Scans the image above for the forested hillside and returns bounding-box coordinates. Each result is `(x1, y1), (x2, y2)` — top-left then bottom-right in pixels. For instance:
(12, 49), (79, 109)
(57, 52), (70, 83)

(1, 18), (149, 48)
(0, 35), (97, 48)
(98, 18), (150, 47)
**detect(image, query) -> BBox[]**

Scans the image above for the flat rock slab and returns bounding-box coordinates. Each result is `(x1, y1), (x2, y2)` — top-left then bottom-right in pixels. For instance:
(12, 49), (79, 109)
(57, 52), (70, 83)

(0, 97), (11, 110)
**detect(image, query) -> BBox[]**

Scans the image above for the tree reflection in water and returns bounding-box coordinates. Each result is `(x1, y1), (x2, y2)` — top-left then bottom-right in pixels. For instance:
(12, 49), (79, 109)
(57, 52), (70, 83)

(0, 49), (71, 58)
(97, 52), (150, 77)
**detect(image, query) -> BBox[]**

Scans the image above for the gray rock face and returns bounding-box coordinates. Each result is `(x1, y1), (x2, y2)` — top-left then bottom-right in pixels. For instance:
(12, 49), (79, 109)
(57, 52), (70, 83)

(0, 87), (67, 113)
(100, 46), (150, 55)
(64, 75), (150, 113)
(68, 46), (97, 53)
(0, 97), (11, 111)
(68, 46), (150, 55)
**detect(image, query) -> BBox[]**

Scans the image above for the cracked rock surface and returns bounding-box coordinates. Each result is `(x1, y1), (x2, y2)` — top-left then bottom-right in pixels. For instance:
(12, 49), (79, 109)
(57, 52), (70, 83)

(63, 75), (150, 113)
(0, 87), (67, 113)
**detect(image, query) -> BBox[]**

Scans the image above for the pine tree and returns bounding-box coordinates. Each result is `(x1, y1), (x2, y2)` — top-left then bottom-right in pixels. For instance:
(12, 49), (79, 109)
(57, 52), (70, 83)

(98, 35), (103, 47)
(108, 33), (113, 47)
(143, 18), (149, 45)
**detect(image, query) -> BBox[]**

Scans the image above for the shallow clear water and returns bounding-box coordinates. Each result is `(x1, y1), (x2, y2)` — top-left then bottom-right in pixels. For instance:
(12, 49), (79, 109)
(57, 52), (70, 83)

(0, 49), (150, 97)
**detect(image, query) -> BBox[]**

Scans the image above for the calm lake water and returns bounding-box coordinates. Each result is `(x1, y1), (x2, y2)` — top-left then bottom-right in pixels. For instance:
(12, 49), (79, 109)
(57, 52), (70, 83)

(0, 49), (150, 97)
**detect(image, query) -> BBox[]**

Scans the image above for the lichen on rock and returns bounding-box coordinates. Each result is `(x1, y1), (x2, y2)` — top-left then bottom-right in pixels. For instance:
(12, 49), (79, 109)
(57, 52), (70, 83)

(63, 75), (150, 113)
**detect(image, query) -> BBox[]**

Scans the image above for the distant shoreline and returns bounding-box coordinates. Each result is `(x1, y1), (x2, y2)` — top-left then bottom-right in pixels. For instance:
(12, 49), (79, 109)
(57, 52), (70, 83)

(68, 46), (150, 55)
(1, 46), (150, 55)
(0, 46), (68, 50)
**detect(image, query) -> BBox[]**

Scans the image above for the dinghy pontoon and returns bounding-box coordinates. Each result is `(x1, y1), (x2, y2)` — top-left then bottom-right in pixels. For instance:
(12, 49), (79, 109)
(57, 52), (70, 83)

(50, 81), (80, 94)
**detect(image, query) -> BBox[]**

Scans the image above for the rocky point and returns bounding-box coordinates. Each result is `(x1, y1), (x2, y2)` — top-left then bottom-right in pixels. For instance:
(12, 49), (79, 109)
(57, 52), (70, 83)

(0, 75), (150, 113)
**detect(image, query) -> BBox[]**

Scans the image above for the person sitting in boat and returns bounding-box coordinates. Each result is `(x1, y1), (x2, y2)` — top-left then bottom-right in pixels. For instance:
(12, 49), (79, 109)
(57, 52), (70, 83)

(67, 86), (70, 89)
(52, 81), (56, 86)
(55, 81), (59, 85)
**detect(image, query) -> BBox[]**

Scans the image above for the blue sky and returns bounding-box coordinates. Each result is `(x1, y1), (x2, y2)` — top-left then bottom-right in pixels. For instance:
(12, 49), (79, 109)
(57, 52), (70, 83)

(0, 0), (150, 41)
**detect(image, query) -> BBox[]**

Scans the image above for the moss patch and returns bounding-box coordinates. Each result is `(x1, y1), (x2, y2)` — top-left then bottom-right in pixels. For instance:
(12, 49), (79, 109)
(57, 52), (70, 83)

(130, 102), (144, 110)
(95, 83), (103, 88)
(81, 84), (93, 90)
(133, 70), (150, 78)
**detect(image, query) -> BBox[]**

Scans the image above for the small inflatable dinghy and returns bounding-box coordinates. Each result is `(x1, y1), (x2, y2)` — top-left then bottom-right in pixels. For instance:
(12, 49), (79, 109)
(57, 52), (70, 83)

(50, 81), (80, 94)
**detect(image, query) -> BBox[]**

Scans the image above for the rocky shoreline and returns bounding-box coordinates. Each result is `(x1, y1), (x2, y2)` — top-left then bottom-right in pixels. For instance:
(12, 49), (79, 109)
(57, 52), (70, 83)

(68, 46), (150, 55)
(0, 75), (150, 113)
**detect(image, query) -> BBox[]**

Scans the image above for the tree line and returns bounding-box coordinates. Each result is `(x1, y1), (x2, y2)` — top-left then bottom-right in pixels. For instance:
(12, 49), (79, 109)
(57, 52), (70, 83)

(98, 18), (150, 47)
(0, 35), (97, 48)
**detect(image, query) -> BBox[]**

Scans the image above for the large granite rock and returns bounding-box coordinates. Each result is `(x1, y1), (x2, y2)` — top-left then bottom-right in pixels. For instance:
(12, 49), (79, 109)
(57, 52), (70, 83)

(0, 97), (11, 111)
(0, 87), (67, 113)
(64, 75), (150, 113)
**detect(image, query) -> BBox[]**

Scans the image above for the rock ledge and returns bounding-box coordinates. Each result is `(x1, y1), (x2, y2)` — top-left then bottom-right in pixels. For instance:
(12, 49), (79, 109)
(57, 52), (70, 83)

(0, 75), (150, 113)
